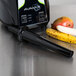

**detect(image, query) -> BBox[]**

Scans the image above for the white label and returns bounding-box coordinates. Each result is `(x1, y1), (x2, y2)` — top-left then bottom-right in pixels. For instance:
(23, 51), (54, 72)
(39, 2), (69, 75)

(38, 0), (45, 4)
(18, 0), (25, 9)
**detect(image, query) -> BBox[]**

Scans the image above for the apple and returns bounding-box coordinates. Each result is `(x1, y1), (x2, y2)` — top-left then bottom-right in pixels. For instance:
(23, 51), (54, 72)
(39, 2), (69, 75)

(51, 16), (74, 30)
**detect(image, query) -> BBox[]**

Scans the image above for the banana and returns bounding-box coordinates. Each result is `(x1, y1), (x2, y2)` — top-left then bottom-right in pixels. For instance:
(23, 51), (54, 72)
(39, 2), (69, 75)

(46, 28), (76, 44)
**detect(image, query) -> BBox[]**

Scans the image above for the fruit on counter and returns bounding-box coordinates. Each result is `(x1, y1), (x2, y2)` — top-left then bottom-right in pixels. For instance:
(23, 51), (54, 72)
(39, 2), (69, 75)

(51, 16), (74, 29)
(57, 25), (76, 36)
(46, 28), (76, 44)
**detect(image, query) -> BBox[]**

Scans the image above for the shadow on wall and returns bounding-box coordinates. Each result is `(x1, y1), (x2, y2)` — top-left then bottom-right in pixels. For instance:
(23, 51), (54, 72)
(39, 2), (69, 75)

(0, 0), (18, 25)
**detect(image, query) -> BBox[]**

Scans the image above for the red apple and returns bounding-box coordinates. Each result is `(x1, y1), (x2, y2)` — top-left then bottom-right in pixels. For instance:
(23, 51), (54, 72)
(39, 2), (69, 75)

(51, 16), (74, 30)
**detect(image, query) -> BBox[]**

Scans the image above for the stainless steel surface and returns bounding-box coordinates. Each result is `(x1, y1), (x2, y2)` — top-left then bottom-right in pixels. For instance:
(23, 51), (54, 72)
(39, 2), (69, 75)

(0, 5), (76, 76)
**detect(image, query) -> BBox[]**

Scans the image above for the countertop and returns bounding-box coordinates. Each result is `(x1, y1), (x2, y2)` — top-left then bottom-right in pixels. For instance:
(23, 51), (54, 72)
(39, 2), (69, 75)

(0, 21), (76, 76)
(0, 5), (76, 76)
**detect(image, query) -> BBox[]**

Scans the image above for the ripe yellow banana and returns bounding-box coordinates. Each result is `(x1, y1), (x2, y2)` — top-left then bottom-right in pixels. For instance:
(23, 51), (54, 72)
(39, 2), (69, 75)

(46, 28), (76, 44)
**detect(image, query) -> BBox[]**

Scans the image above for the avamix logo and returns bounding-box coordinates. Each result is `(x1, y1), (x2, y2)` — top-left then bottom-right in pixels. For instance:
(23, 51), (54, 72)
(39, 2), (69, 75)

(24, 4), (41, 11)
